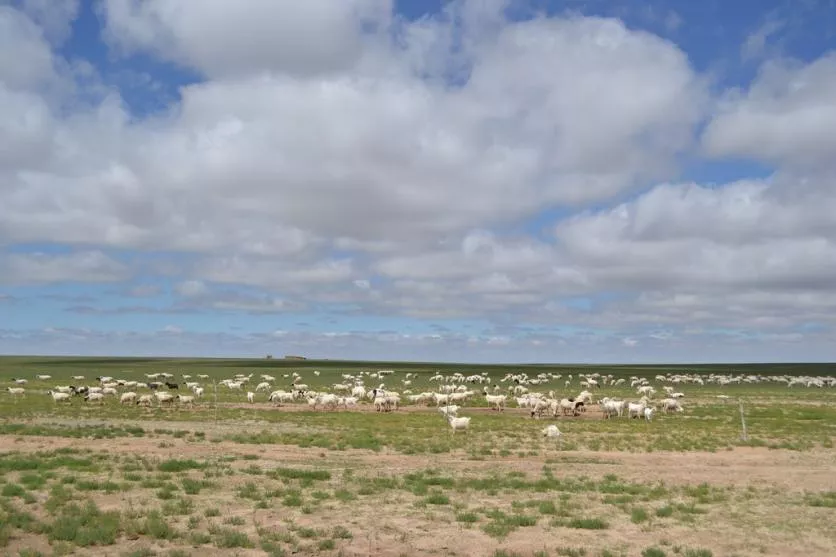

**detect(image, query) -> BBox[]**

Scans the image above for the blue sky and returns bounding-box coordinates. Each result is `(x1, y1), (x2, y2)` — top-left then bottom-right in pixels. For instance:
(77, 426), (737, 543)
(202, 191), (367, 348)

(1, 0), (836, 362)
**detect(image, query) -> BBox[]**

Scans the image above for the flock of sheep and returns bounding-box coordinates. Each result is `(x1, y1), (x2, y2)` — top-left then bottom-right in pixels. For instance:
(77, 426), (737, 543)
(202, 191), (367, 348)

(6, 369), (836, 440)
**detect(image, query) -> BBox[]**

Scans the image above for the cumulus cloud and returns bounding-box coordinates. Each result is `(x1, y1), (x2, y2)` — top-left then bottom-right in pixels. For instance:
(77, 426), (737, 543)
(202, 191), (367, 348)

(1, 2), (835, 360)
(18, 0), (79, 45)
(703, 54), (836, 168)
(0, 251), (130, 285)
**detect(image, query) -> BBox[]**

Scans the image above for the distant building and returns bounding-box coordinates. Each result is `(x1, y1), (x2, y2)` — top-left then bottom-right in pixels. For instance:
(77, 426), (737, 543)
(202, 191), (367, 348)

(284, 355), (307, 360)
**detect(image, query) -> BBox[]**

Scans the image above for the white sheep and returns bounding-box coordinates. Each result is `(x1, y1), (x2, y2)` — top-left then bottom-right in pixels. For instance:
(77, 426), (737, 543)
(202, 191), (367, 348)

(542, 424), (562, 438)
(484, 393), (507, 411)
(446, 414), (471, 434)
(48, 390), (71, 403)
(154, 391), (174, 406)
(340, 396), (359, 409)
(7, 387), (25, 397)
(438, 405), (459, 417)
(660, 398), (684, 413)
(177, 394), (195, 405)
(120, 392), (137, 404)
(643, 407), (655, 421)
(627, 402), (646, 419)
(247, 391), (255, 403)
(85, 392), (105, 404)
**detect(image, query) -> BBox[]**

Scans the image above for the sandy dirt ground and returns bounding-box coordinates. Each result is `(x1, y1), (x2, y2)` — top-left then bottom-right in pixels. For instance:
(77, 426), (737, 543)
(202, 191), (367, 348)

(2, 427), (836, 557)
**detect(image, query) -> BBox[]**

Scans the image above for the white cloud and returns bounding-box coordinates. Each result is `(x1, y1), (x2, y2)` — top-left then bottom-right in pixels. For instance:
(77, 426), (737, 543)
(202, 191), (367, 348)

(2, 2), (836, 360)
(100, 0), (390, 79)
(0, 5), (55, 89)
(0, 325), (832, 363)
(0, 250), (130, 285)
(1, 5), (705, 263)
(741, 20), (784, 62)
(174, 280), (208, 298)
(703, 54), (836, 168)
(19, 0), (79, 45)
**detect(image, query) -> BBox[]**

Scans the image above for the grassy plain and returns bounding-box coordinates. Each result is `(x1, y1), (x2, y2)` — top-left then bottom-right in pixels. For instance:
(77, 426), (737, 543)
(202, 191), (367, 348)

(1, 356), (835, 557)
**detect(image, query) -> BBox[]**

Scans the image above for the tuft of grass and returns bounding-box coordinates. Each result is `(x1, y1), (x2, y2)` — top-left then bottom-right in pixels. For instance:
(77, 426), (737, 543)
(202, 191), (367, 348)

(158, 459), (205, 473)
(332, 525), (352, 539)
(211, 527), (252, 548)
(642, 548), (666, 557)
(567, 518), (609, 530)
(268, 467), (331, 481)
(805, 491), (836, 508)
(47, 500), (121, 547)
(684, 550), (713, 557)
(631, 507), (650, 524)
(655, 505), (674, 518)
(424, 491), (450, 505)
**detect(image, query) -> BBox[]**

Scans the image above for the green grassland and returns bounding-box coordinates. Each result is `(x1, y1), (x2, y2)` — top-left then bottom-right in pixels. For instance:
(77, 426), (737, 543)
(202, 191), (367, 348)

(2, 356), (836, 454)
(1, 356), (835, 556)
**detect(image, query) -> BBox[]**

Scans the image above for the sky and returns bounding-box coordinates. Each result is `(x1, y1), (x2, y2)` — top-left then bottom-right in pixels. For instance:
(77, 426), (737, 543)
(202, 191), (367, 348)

(1, 0), (836, 363)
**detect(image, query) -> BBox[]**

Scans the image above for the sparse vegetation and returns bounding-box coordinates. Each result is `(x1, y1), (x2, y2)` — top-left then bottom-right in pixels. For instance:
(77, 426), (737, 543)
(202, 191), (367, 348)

(0, 356), (833, 556)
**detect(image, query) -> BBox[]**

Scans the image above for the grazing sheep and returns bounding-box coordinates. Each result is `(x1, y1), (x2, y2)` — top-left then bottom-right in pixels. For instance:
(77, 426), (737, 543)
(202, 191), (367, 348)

(247, 391), (255, 403)
(176, 394), (195, 405)
(154, 391), (175, 406)
(48, 390), (71, 403)
(628, 402), (646, 419)
(339, 396), (359, 409)
(483, 391), (507, 411)
(660, 398), (684, 414)
(268, 390), (293, 405)
(84, 392), (105, 404)
(7, 387), (25, 397)
(446, 414), (471, 434)
(542, 424), (562, 438)
(438, 405), (459, 417)
(644, 407), (655, 421)
(120, 392), (137, 404)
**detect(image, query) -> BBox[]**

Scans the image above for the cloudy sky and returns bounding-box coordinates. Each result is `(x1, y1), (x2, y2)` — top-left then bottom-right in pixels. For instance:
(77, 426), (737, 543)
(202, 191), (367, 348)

(1, 0), (835, 363)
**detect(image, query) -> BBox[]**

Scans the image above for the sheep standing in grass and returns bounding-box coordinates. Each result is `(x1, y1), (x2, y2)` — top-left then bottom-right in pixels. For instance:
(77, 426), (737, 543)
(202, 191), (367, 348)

(120, 392), (137, 404)
(7, 387), (25, 397)
(247, 391), (255, 403)
(85, 392), (104, 404)
(660, 398), (684, 414)
(438, 405), (459, 417)
(542, 424), (561, 438)
(628, 402), (646, 419)
(446, 414), (471, 434)
(483, 391), (507, 411)
(48, 390), (71, 403)
(644, 407), (655, 422)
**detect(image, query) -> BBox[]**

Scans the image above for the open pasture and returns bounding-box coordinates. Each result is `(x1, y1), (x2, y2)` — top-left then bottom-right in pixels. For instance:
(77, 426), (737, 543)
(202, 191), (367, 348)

(1, 356), (835, 557)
